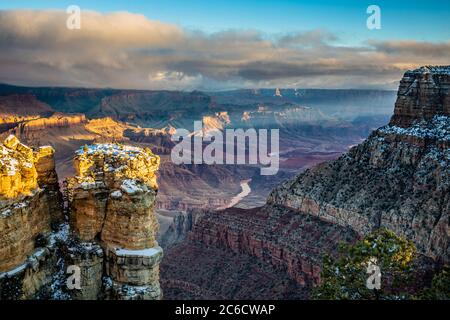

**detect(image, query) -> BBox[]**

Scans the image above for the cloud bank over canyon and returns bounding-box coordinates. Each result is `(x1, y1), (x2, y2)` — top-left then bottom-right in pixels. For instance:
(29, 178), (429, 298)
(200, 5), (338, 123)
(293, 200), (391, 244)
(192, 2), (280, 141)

(0, 9), (449, 90)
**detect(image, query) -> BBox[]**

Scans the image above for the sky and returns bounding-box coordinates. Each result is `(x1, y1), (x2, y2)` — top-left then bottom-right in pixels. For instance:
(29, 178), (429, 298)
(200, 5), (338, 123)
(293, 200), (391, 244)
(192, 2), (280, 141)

(0, 0), (449, 90)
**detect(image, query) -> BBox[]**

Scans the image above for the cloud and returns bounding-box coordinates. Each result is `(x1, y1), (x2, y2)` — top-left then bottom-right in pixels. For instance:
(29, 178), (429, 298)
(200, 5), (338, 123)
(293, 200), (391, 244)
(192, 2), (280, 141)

(0, 9), (449, 90)
(277, 30), (338, 47)
(368, 40), (450, 57)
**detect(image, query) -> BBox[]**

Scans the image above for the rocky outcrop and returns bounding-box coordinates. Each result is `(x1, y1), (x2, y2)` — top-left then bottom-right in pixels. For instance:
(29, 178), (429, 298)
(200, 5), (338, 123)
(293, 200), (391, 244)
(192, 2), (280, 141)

(15, 113), (86, 132)
(0, 136), (63, 299)
(390, 66), (450, 127)
(123, 126), (175, 155)
(66, 143), (162, 300)
(159, 209), (206, 249)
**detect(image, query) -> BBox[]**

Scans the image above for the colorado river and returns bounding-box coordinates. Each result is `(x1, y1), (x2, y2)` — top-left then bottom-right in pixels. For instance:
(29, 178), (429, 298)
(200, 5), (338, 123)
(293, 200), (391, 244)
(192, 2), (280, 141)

(218, 179), (252, 210)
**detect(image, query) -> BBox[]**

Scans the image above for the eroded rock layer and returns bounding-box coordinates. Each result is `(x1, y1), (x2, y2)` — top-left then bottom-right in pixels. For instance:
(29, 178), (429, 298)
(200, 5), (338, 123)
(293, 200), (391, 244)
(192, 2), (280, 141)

(66, 143), (162, 300)
(0, 136), (63, 298)
(390, 66), (450, 127)
(161, 206), (358, 299)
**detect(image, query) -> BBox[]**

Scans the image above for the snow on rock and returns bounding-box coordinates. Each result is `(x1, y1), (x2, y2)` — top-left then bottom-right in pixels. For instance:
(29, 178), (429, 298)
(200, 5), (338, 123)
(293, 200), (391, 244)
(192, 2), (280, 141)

(76, 143), (149, 159)
(111, 190), (123, 198)
(379, 115), (450, 142)
(0, 135), (39, 198)
(114, 245), (162, 258)
(409, 65), (450, 75)
(120, 179), (147, 195)
(72, 143), (160, 191)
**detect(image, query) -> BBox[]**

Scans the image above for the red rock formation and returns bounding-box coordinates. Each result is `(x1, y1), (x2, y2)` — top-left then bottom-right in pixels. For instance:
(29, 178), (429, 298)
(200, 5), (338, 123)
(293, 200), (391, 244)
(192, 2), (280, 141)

(161, 206), (358, 298)
(390, 66), (450, 127)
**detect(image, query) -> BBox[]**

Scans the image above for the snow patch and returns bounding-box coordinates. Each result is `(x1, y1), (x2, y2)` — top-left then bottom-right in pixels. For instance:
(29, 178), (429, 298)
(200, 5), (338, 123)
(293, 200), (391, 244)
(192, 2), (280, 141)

(111, 190), (123, 198)
(379, 115), (450, 141)
(114, 246), (162, 258)
(120, 179), (146, 195)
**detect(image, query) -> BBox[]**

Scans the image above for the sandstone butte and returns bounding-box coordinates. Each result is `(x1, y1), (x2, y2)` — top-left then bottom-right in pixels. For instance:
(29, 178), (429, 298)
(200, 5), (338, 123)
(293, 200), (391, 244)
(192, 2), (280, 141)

(0, 137), (163, 300)
(65, 143), (162, 299)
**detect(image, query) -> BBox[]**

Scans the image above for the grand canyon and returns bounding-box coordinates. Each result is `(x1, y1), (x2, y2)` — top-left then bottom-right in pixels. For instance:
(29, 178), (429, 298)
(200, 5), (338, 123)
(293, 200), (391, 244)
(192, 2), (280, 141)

(0, 66), (448, 300)
(0, 2), (449, 304)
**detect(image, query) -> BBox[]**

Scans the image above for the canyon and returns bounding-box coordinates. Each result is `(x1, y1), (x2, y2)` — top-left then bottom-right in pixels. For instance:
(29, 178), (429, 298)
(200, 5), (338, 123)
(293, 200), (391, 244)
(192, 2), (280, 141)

(0, 83), (387, 223)
(160, 66), (449, 299)
(1, 67), (447, 299)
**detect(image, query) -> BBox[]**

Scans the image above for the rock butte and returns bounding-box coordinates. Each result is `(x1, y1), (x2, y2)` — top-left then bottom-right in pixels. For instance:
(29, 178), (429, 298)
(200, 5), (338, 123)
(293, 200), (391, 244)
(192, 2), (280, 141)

(0, 140), (162, 300)
(65, 143), (162, 299)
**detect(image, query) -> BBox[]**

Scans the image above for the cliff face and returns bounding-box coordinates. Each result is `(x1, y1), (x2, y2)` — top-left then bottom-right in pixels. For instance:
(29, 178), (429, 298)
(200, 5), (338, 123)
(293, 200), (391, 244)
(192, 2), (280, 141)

(269, 66), (450, 264)
(0, 136), (62, 298)
(0, 94), (53, 129)
(162, 66), (450, 298)
(14, 113), (87, 132)
(160, 206), (360, 299)
(390, 66), (450, 127)
(159, 209), (206, 249)
(66, 143), (162, 300)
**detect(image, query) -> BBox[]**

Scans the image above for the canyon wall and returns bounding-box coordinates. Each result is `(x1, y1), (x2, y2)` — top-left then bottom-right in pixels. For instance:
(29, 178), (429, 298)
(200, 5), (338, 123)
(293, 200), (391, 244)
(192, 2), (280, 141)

(0, 135), (62, 299)
(390, 66), (450, 127)
(162, 66), (450, 298)
(268, 66), (450, 264)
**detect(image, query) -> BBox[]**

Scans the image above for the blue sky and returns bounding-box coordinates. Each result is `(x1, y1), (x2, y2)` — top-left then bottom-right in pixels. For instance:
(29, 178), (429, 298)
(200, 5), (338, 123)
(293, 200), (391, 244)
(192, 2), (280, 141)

(2, 0), (449, 44)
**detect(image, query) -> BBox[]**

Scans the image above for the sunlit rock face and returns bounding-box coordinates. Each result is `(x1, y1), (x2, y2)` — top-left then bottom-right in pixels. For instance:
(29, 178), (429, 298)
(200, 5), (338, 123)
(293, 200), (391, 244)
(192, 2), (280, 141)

(0, 135), (38, 199)
(0, 136), (63, 298)
(66, 143), (162, 300)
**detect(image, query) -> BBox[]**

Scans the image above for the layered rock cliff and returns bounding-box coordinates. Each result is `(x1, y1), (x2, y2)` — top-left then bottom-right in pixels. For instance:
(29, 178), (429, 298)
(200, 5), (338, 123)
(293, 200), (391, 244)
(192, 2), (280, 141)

(390, 66), (450, 127)
(0, 135), (62, 299)
(161, 206), (358, 298)
(65, 143), (162, 300)
(0, 94), (53, 131)
(268, 66), (449, 264)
